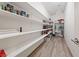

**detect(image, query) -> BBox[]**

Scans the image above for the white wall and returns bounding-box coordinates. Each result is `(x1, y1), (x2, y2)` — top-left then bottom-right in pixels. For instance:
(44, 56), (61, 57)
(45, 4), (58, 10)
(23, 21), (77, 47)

(64, 2), (79, 56)
(75, 3), (79, 38)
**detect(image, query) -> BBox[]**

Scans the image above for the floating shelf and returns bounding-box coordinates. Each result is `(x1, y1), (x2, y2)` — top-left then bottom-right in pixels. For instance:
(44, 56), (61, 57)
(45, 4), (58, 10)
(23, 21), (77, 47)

(6, 31), (51, 57)
(0, 9), (52, 57)
(0, 9), (43, 24)
(43, 23), (53, 25)
(0, 28), (52, 40)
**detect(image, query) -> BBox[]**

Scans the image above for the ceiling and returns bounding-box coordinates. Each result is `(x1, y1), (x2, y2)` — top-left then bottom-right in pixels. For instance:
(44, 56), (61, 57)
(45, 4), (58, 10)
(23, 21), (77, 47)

(41, 2), (66, 16)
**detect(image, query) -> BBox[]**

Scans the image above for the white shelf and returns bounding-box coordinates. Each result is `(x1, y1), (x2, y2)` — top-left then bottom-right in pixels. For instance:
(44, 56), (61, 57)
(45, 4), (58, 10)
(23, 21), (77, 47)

(0, 9), (43, 24)
(43, 23), (53, 25)
(0, 29), (51, 40)
(7, 32), (51, 57)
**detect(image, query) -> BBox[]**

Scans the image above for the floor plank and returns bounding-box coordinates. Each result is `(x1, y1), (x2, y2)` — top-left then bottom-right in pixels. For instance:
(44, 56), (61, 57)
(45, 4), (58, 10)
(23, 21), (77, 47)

(29, 37), (72, 57)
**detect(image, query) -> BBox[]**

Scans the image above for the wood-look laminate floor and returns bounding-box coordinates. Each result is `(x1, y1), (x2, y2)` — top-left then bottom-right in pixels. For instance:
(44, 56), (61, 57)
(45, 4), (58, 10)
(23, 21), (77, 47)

(29, 37), (72, 57)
